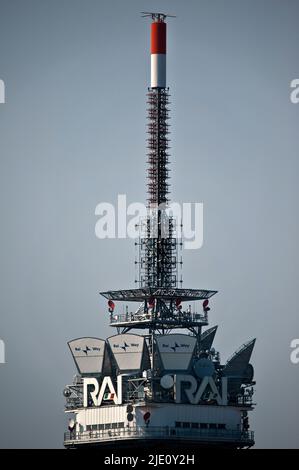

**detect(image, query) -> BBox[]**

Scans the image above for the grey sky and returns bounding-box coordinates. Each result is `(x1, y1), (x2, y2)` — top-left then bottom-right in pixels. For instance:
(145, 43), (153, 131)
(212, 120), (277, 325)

(0, 0), (298, 448)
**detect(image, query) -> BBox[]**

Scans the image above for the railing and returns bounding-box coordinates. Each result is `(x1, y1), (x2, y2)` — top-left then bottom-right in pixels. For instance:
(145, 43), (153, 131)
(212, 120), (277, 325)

(110, 311), (208, 325)
(236, 395), (255, 406)
(65, 398), (83, 410)
(64, 426), (254, 446)
(65, 394), (254, 411)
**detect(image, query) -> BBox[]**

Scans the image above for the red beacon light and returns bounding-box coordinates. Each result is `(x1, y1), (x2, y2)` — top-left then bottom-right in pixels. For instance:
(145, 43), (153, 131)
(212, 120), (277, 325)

(175, 298), (182, 310)
(108, 300), (115, 313)
(203, 299), (210, 312)
(143, 411), (151, 425)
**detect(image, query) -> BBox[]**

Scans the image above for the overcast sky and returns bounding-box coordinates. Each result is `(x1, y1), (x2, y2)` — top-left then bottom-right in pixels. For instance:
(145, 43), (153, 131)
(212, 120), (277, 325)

(0, 0), (298, 448)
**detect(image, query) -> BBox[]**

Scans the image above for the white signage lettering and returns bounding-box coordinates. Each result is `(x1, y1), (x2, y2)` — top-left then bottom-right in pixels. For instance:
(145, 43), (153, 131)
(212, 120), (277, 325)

(83, 374), (227, 407)
(173, 374), (227, 405)
(83, 375), (122, 407)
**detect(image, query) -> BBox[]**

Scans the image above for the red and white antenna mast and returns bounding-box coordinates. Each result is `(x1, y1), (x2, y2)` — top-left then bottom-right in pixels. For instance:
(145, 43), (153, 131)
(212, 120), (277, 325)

(141, 12), (175, 88)
(138, 13), (180, 289)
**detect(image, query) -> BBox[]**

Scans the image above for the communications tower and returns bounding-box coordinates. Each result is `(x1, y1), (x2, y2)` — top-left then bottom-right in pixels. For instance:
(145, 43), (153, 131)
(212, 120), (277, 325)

(63, 14), (256, 450)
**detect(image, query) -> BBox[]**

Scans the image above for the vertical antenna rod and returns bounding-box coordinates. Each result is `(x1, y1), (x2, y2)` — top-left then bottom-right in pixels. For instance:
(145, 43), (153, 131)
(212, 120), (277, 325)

(138, 13), (179, 289)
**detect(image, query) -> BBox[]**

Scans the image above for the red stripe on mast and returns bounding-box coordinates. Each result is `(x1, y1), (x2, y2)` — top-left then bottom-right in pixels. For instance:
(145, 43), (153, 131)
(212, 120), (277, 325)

(151, 22), (166, 54)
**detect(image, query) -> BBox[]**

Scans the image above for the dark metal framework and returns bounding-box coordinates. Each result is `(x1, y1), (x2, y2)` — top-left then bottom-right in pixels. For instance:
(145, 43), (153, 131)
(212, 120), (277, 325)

(147, 89), (170, 207)
(101, 288), (217, 302)
(134, 88), (181, 288)
(141, 12), (176, 21)
(100, 30), (217, 337)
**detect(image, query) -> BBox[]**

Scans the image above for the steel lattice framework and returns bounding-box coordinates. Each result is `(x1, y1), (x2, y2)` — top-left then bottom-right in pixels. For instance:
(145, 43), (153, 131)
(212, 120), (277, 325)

(146, 88), (170, 207)
(100, 15), (217, 332)
(135, 88), (182, 289)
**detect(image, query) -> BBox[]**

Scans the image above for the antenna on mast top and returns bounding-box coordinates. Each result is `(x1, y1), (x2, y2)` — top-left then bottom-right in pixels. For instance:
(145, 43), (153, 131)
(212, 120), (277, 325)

(141, 12), (176, 21)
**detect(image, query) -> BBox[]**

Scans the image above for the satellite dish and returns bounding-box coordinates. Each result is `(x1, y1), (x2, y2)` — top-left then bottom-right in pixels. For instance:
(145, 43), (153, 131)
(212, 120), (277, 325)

(194, 358), (215, 378)
(160, 375), (174, 389)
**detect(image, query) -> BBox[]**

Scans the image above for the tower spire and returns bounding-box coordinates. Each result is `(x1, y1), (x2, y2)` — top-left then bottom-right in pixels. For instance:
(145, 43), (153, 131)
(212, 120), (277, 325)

(137, 14), (179, 289)
(101, 14), (217, 331)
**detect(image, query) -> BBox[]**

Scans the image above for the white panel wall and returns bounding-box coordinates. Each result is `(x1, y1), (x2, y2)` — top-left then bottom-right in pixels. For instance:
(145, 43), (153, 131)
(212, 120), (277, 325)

(68, 338), (107, 375)
(135, 404), (241, 430)
(108, 334), (148, 372)
(77, 405), (127, 427)
(156, 334), (197, 370)
(76, 403), (241, 431)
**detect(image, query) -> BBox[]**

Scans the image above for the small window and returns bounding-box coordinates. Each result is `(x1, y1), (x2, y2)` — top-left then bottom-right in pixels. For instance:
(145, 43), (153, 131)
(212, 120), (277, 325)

(112, 423), (118, 429)
(182, 422), (190, 428)
(104, 423), (111, 430)
(92, 425), (97, 431)
(191, 422), (199, 429)
(118, 422), (125, 428)
(175, 421), (181, 428)
(86, 425), (92, 431)
(218, 423), (226, 430)
(209, 423), (217, 429)
(200, 423), (208, 429)
(98, 424), (104, 430)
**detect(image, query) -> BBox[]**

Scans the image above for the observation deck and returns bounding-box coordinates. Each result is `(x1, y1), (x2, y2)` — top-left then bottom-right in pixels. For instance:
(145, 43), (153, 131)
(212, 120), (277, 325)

(109, 309), (209, 329)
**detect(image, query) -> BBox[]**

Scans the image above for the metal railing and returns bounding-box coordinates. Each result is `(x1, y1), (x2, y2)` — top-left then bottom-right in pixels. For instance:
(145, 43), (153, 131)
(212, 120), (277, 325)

(236, 395), (255, 406)
(65, 393), (255, 410)
(65, 393), (254, 410)
(110, 311), (208, 325)
(64, 426), (254, 445)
